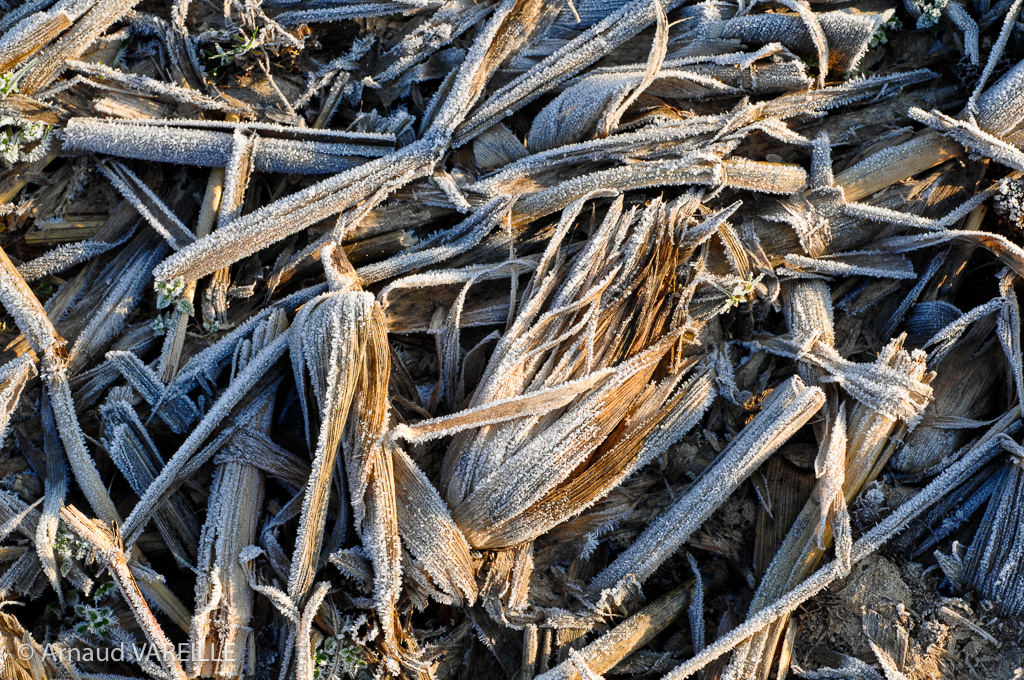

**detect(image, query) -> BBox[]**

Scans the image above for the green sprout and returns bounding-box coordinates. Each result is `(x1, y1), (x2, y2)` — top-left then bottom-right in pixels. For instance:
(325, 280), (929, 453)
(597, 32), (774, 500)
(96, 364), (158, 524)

(92, 579), (115, 601)
(914, 0), (948, 28)
(151, 313), (174, 336)
(870, 15), (902, 47)
(0, 59), (37, 98)
(204, 27), (260, 77)
(313, 635), (367, 679)
(0, 116), (53, 167)
(713, 273), (765, 313)
(202, 318), (221, 334)
(54, 526), (92, 575)
(155, 277), (186, 309)
(113, 30), (133, 69)
(63, 573), (118, 639)
(33, 279), (55, 300)
(73, 604), (114, 638)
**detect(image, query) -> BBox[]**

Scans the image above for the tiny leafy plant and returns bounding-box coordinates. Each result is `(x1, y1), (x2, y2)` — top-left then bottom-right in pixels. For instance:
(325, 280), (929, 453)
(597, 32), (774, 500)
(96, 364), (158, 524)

(156, 277), (194, 315)
(92, 579), (116, 600)
(73, 603), (114, 637)
(914, 0), (948, 28)
(312, 634), (367, 679)
(151, 313), (174, 336)
(53, 526), (91, 576)
(0, 116), (52, 167)
(712, 273), (766, 313)
(32, 279), (55, 302)
(204, 27), (260, 78)
(0, 59), (36, 98)
(155, 277), (186, 309)
(870, 15), (903, 47)
(55, 578), (119, 639)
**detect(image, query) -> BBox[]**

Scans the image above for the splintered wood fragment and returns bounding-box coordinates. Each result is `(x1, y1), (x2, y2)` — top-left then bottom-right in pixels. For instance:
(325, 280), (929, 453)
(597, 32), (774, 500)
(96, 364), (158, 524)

(287, 291), (378, 602)
(834, 131), (962, 202)
(392, 442), (478, 605)
(755, 334), (933, 426)
(893, 309), (1001, 474)
(475, 364), (716, 549)
(452, 330), (690, 547)
(286, 248), (409, 673)
(832, 56), (1024, 203)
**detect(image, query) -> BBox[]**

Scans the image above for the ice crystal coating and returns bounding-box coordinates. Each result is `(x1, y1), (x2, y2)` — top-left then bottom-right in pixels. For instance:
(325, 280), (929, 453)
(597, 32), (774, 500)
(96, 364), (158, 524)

(994, 177), (1024, 229)
(1, 1), (1024, 678)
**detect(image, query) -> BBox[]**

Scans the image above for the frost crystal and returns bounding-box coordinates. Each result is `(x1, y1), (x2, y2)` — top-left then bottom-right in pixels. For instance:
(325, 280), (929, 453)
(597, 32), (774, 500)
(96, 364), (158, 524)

(913, 0), (948, 28)
(994, 177), (1024, 229)
(3, 2), (1024, 678)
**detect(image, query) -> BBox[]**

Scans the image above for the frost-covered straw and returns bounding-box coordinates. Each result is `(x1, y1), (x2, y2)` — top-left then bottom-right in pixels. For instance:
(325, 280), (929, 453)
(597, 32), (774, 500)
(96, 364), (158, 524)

(588, 375), (826, 598)
(60, 504), (188, 680)
(658, 411), (1021, 680)
(119, 330), (293, 547)
(0, 245), (120, 524)
(538, 569), (725, 680)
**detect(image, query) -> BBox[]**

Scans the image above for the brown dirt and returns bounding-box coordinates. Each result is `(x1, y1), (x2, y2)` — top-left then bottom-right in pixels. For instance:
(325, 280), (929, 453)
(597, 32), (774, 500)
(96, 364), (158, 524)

(792, 555), (1024, 679)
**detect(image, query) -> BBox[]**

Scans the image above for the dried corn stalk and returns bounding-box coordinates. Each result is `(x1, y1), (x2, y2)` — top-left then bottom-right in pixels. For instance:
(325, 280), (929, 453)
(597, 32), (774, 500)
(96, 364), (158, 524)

(0, 0), (1023, 678)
